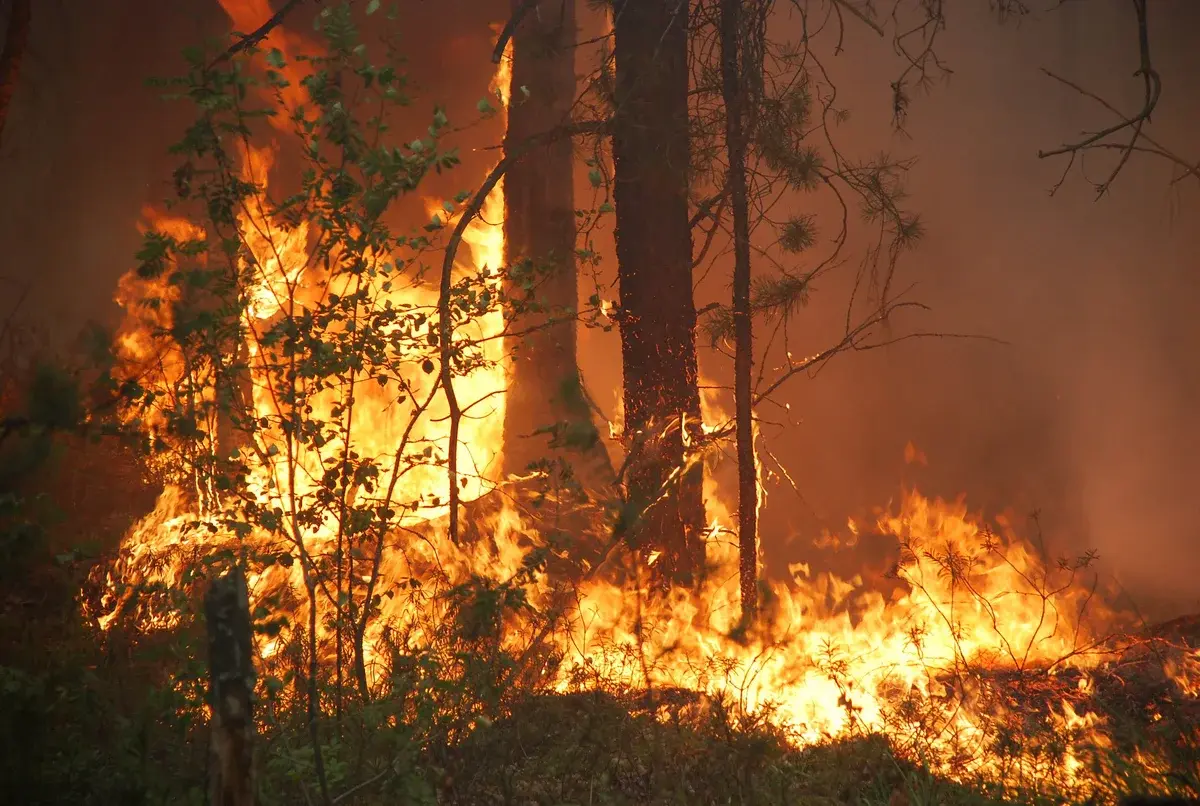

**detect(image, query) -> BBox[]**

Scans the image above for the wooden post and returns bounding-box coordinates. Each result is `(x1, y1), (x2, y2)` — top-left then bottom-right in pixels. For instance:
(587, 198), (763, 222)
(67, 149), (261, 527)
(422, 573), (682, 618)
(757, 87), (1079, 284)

(205, 565), (257, 806)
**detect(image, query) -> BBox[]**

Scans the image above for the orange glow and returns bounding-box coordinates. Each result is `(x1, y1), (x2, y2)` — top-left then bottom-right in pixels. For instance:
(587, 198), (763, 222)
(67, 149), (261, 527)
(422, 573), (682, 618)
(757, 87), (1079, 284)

(216, 0), (317, 127)
(92, 10), (1192, 802)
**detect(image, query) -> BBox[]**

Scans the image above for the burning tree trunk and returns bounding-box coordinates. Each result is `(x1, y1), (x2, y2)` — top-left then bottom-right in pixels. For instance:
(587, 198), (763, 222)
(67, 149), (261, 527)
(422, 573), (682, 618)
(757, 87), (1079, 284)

(501, 0), (612, 488)
(611, 0), (705, 585)
(719, 0), (759, 623)
(205, 565), (257, 806)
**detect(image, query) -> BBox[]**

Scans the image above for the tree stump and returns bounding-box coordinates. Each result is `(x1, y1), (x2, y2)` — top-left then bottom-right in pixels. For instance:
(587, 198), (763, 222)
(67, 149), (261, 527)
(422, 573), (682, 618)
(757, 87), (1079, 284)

(205, 565), (256, 806)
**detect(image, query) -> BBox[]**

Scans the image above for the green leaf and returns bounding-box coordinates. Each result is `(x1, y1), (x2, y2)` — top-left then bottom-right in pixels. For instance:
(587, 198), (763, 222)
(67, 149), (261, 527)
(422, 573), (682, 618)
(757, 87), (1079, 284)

(265, 48), (286, 69)
(366, 0), (381, 14)
(587, 169), (601, 188)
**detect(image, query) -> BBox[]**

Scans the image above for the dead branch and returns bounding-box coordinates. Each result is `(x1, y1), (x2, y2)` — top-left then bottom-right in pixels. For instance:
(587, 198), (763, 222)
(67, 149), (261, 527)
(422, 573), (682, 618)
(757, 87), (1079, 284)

(1037, 0), (1162, 197)
(210, 0), (314, 67)
(1039, 67), (1199, 188)
(829, 0), (884, 37)
(750, 296), (1001, 406)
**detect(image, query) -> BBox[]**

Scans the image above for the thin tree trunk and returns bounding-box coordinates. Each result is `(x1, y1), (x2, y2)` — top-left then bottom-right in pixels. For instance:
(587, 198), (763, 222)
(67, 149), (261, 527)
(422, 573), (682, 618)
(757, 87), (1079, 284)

(304, 570), (332, 806)
(0, 0), (31, 148)
(502, 0), (612, 487)
(720, 0), (758, 622)
(611, 0), (705, 586)
(205, 566), (257, 806)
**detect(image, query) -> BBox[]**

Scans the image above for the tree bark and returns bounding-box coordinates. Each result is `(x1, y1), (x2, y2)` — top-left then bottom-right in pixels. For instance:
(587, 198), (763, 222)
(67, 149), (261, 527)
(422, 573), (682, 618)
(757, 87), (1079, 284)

(205, 566), (257, 806)
(611, 0), (704, 586)
(720, 0), (758, 622)
(0, 0), (31, 148)
(502, 0), (613, 487)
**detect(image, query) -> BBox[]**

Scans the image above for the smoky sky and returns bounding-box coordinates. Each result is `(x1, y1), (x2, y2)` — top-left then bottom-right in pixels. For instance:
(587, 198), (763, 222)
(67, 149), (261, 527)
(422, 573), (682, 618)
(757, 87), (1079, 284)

(3, 1), (1199, 618)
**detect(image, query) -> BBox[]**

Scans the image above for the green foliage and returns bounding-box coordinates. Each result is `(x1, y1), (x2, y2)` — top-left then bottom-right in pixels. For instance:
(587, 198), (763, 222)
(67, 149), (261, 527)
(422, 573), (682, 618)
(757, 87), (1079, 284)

(86, 4), (602, 802)
(4, 5), (1192, 806)
(702, 271), (813, 347)
(779, 214), (817, 254)
(441, 690), (1010, 806)
(685, 10), (927, 382)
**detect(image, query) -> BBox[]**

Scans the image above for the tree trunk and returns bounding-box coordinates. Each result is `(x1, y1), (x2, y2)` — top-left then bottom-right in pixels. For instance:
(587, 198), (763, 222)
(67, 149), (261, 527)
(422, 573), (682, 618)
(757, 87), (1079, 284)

(611, 0), (704, 586)
(0, 0), (31, 148)
(205, 566), (257, 806)
(503, 0), (609, 482)
(720, 0), (758, 622)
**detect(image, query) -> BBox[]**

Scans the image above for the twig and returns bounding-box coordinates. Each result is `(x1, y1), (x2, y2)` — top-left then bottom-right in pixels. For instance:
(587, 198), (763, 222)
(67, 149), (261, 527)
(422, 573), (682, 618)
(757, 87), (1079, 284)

(331, 767), (392, 805)
(210, 0), (314, 68)
(1037, 0), (1160, 197)
(830, 0), (884, 37)
(1039, 68), (1199, 187)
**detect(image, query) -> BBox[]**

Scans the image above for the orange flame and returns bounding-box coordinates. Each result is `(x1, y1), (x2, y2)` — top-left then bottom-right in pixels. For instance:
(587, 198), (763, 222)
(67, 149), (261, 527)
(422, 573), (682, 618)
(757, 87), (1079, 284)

(91, 10), (1192, 800)
(216, 0), (316, 127)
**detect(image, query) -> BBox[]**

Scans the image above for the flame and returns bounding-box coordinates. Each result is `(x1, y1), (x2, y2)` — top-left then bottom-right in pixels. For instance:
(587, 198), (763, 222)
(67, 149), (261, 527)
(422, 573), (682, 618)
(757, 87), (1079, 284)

(102, 7), (516, 651)
(91, 10), (1195, 801)
(216, 0), (317, 127)
(490, 29), (513, 108)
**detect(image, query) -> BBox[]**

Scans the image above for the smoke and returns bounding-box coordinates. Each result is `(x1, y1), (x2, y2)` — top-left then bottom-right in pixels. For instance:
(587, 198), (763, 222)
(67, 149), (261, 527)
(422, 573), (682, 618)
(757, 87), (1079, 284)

(3, 0), (1199, 616)
(737, 0), (1200, 617)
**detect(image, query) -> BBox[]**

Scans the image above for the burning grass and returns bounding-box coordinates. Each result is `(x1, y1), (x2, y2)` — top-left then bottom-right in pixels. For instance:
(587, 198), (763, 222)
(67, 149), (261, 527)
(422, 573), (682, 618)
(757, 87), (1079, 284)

(81, 470), (1200, 804)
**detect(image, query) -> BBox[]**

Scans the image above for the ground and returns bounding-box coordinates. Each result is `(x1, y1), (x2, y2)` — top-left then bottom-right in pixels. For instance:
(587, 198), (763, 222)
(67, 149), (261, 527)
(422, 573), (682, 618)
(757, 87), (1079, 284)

(440, 689), (1008, 806)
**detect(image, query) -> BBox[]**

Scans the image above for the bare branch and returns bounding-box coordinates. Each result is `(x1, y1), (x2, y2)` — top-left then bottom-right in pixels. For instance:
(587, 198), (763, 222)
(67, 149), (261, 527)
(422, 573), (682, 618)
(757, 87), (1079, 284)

(210, 0), (315, 67)
(830, 0), (885, 37)
(1037, 0), (1162, 197)
(1040, 67), (1199, 188)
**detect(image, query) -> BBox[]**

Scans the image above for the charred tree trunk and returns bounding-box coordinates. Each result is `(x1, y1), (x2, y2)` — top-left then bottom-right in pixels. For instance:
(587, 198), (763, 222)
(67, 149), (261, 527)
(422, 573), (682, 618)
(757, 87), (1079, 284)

(720, 0), (758, 623)
(611, 0), (705, 586)
(0, 0), (30, 148)
(502, 0), (611, 486)
(205, 566), (257, 806)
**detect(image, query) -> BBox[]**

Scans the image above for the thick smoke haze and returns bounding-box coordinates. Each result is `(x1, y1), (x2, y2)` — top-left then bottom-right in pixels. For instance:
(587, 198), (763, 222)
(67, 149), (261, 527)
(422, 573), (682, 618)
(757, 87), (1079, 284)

(2, 1), (1198, 616)
(766, 1), (1200, 617)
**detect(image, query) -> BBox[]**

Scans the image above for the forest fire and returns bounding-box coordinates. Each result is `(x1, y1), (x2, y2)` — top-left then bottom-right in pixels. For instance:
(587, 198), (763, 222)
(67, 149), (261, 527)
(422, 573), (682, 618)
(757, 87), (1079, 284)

(74, 3), (1200, 804)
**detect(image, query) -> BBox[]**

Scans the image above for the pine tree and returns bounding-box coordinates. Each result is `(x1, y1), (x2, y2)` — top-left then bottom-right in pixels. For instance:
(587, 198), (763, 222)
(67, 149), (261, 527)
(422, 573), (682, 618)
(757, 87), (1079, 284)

(611, 0), (705, 586)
